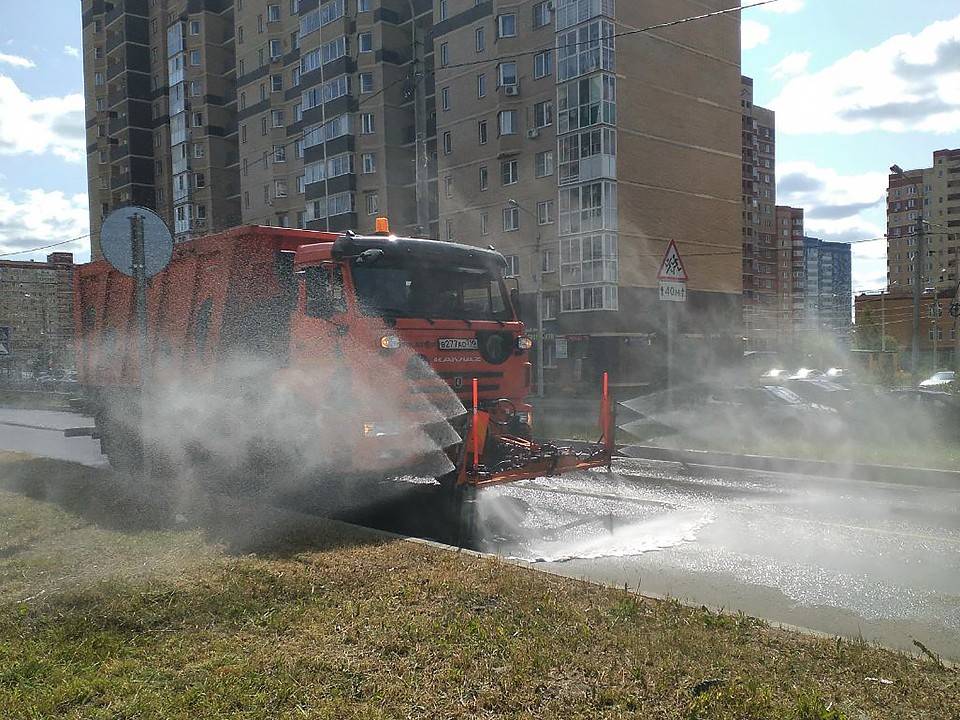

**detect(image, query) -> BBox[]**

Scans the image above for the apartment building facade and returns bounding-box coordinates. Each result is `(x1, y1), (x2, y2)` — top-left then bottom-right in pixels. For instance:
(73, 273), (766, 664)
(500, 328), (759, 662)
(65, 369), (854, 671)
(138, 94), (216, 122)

(433, 0), (743, 393)
(887, 149), (960, 293)
(82, 0), (437, 259)
(740, 76), (778, 350)
(0, 254), (75, 376)
(802, 236), (851, 345)
(883, 149), (960, 370)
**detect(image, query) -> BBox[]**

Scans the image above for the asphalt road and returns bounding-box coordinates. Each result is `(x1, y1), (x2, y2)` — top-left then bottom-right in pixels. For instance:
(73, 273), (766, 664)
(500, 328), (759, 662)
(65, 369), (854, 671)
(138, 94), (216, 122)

(3, 407), (959, 661)
(468, 458), (960, 662)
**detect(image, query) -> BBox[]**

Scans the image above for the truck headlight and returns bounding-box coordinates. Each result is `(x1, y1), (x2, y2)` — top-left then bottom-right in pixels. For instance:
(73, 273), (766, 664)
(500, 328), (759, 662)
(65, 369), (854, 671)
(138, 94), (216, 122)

(517, 336), (533, 350)
(380, 335), (401, 350)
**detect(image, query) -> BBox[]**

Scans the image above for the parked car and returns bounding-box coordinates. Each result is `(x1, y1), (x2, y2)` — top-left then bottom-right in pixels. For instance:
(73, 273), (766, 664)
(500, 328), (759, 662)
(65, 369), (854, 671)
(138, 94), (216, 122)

(918, 371), (955, 388)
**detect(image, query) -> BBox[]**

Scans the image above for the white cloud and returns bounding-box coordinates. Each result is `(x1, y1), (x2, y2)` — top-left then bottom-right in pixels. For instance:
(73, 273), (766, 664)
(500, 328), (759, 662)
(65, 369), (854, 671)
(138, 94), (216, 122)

(0, 188), (90, 263)
(741, 19), (771, 50)
(0, 52), (35, 69)
(63, 46), (80, 59)
(0, 75), (85, 163)
(769, 14), (960, 134)
(776, 161), (889, 290)
(768, 51), (810, 80)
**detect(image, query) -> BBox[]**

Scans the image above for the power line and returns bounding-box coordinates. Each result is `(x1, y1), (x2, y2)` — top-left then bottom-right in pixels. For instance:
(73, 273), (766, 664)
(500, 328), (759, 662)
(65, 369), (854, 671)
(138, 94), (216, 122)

(0, 234), (92, 259)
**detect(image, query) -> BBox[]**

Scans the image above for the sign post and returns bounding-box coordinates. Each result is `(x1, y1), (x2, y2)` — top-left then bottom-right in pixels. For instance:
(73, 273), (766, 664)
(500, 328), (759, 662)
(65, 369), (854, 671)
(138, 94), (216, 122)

(99, 206), (173, 483)
(658, 241), (688, 408)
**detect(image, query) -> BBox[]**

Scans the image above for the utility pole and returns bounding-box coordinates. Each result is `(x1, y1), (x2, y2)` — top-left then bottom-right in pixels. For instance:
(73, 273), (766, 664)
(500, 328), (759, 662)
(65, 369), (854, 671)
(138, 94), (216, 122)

(912, 215), (925, 374)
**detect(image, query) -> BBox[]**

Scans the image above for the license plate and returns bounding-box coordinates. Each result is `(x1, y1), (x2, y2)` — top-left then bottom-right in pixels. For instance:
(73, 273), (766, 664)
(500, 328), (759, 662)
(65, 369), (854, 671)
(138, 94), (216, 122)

(438, 338), (478, 350)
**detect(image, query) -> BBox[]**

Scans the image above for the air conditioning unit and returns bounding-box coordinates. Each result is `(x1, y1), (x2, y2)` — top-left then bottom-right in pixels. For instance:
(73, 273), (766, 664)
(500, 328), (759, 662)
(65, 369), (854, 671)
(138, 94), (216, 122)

(527, 128), (540, 139)
(504, 85), (519, 96)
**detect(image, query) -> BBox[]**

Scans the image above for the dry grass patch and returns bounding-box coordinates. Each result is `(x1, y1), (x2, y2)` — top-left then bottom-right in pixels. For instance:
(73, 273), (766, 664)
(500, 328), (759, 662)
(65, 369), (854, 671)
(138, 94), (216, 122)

(0, 453), (956, 719)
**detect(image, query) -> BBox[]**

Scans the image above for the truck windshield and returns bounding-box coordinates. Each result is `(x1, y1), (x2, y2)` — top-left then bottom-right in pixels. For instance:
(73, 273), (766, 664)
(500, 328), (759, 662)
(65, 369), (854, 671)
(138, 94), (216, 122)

(352, 262), (513, 321)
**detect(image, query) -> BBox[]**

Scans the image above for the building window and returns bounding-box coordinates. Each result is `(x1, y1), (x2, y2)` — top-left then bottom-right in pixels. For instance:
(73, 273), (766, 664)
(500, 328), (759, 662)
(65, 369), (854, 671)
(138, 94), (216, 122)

(271, 109), (284, 127)
(190, 80), (203, 97)
(269, 39), (282, 58)
(498, 109), (517, 135)
(268, 3), (281, 22)
(194, 172), (206, 188)
(271, 74), (283, 92)
(359, 72), (374, 93)
(535, 150), (554, 178)
(497, 61), (517, 87)
(366, 193), (379, 215)
(479, 165), (488, 191)
(503, 206), (519, 232)
(192, 112), (203, 127)
(497, 13), (516, 38)
(475, 26), (485, 52)
(446, 219), (455, 240)
(358, 32), (373, 52)
(537, 199), (555, 225)
(441, 87), (451, 111)
(440, 42), (449, 67)
(505, 254), (520, 276)
(442, 131), (452, 154)
(361, 153), (376, 173)
(361, 113), (375, 134)
(480, 211), (489, 236)
(275, 179), (288, 197)
(194, 143), (205, 159)
(439, 0), (448, 20)
(477, 73), (486, 98)
(501, 159), (518, 186)
(189, 19), (201, 35)
(533, 1), (551, 28)
(444, 175), (453, 198)
(358, 0), (371, 10)
(534, 50), (553, 79)
(274, 145), (286, 162)
(478, 120), (487, 145)
(534, 100), (553, 128)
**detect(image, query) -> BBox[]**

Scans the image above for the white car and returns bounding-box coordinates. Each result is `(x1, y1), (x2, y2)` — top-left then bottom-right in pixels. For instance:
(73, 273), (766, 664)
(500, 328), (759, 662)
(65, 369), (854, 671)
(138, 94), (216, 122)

(918, 371), (955, 388)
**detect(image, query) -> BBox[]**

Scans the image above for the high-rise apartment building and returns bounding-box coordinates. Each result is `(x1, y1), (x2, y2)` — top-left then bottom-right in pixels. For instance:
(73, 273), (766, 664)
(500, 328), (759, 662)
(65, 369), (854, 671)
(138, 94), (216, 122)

(434, 0), (743, 392)
(802, 236), (851, 345)
(82, 0), (745, 393)
(81, 0), (437, 258)
(887, 149), (960, 293)
(740, 76), (777, 351)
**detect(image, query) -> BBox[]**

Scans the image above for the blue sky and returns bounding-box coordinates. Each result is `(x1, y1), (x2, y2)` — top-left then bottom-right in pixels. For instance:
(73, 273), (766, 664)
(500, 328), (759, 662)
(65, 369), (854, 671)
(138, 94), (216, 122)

(742, 0), (960, 291)
(0, 0), (959, 292)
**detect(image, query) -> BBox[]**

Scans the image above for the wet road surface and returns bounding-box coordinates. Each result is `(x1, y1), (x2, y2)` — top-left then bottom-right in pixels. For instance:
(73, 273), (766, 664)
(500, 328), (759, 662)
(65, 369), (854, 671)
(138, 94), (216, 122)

(461, 459), (960, 661)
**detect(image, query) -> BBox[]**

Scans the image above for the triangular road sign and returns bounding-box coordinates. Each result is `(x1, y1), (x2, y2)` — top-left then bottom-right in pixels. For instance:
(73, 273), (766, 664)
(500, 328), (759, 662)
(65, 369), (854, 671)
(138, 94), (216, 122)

(657, 240), (688, 281)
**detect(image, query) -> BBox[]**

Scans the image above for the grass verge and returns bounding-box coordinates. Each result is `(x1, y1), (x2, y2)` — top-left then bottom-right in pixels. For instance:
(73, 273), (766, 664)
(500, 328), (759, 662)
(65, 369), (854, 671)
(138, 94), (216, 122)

(0, 451), (957, 719)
